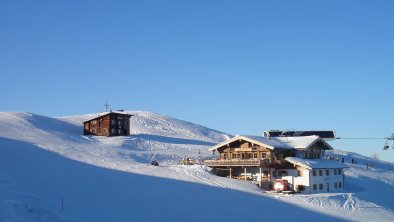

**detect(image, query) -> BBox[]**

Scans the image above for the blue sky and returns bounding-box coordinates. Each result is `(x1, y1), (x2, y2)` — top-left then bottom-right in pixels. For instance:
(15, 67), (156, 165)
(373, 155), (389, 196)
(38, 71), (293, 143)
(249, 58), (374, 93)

(1, 1), (393, 161)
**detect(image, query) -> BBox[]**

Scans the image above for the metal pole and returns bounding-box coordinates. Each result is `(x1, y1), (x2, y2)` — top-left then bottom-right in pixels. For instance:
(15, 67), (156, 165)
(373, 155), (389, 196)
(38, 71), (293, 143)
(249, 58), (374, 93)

(259, 167), (262, 187)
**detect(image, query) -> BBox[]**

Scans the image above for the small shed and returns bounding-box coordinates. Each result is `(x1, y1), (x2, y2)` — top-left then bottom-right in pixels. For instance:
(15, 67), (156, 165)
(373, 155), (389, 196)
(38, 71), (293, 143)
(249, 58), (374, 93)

(83, 112), (133, 136)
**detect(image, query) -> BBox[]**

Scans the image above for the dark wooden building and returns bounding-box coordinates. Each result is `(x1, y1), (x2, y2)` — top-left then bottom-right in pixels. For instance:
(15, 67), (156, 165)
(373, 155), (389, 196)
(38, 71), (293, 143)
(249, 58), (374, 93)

(83, 112), (133, 136)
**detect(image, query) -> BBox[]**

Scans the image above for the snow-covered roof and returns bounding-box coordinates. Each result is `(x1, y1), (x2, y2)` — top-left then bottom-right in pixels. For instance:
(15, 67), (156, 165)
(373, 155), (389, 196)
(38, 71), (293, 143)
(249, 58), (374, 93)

(272, 136), (332, 149)
(285, 157), (345, 169)
(208, 135), (331, 151)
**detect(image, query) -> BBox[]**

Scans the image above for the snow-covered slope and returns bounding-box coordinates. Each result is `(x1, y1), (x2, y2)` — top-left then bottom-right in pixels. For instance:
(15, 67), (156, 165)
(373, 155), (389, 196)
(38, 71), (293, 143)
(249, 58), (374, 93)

(0, 111), (230, 168)
(1, 111), (394, 221)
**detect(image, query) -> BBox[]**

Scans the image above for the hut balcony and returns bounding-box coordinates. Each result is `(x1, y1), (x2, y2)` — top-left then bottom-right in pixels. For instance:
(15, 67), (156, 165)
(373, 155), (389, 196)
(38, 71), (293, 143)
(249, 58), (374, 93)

(204, 159), (291, 168)
(204, 159), (262, 167)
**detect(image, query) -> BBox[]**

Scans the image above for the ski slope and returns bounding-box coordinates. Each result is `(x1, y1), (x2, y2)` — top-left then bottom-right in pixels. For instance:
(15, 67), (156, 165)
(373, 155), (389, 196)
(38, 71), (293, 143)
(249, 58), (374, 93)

(1, 111), (394, 221)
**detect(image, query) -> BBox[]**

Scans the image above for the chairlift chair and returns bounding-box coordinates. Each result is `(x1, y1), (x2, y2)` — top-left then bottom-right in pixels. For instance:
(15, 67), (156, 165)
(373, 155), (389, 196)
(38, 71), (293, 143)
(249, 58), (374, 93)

(383, 140), (390, 150)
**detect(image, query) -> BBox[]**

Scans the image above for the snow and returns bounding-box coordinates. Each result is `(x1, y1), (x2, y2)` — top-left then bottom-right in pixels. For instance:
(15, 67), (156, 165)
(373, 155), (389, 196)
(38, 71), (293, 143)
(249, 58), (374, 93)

(285, 157), (345, 169)
(210, 135), (330, 151)
(1, 111), (394, 221)
(273, 135), (330, 149)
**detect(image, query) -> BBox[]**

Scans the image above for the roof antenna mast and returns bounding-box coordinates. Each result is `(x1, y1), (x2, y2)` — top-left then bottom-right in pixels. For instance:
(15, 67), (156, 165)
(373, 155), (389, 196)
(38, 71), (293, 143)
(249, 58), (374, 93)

(104, 101), (111, 112)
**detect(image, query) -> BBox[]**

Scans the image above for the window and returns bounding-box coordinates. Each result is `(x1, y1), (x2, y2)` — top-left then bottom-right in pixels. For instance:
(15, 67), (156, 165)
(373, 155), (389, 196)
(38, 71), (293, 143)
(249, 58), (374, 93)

(91, 120), (97, 125)
(319, 184), (323, 190)
(334, 169), (337, 175)
(111, 128), (115, 134)
(313, 170), (317, 176)
(338, 169), (342, 175)
(263, 171), (268, 177)
(253, 153), (258, 159)
(319, 170), (323, 176)
(313, 184), (317, 190)
(118, 129), (122, 134)
(223, 154), (228, 160)
(111, 119), (115, 125)
(103, 128), (108, 133)
(334, 182), (338, 188)
(298, 185), (305, 191)
(262, 153), (267, 159)
(326, 169), (330, 176)
(232, 153), (237, 159)
(339, 182), (342, 188)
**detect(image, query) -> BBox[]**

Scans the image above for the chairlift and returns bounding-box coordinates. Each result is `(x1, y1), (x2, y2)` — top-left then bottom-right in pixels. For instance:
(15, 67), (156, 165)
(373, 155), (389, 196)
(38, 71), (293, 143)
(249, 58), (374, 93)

(383, 140), (390, 150)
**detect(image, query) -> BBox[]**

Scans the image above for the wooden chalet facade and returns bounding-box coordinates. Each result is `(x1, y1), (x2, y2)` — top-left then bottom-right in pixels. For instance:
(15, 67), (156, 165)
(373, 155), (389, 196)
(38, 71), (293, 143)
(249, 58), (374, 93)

(83, 112), (132, 136)
(204, 135), (343, 192)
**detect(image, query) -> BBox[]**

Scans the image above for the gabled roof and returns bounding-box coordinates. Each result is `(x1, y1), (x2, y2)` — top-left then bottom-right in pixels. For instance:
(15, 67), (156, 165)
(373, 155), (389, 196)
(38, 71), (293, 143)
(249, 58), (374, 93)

(285, 157), (345, 169)
(273, 136), (333, 150)
(209, 135), (333, 152)
(208, 135), (291, 151)
(83, 112), (133, 123)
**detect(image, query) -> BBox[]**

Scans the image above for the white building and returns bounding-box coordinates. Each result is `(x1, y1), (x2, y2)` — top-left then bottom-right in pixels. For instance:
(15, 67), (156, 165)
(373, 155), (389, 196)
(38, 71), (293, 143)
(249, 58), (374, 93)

(284, 157), (345, 194)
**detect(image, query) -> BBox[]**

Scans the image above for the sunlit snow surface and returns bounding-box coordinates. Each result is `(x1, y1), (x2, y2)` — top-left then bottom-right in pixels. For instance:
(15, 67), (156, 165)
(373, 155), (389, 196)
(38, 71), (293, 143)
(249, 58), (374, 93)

(0, 111), (393, 221)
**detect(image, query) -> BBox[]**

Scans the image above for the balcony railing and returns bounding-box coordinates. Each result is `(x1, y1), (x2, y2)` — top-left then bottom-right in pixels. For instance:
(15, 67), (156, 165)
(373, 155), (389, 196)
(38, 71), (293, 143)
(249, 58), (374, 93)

(204, 159), (291, 168)
(204, 159), (262, 167)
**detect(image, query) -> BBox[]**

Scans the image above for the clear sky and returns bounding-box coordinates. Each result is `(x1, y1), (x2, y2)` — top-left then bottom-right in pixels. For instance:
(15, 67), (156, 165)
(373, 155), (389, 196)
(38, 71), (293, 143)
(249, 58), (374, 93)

(1, 1), (393, 162)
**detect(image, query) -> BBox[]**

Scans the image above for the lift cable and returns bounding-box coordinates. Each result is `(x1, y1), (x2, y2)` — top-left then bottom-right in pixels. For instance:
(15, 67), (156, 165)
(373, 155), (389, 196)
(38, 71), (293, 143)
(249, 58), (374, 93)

(336, 137), (388, 140)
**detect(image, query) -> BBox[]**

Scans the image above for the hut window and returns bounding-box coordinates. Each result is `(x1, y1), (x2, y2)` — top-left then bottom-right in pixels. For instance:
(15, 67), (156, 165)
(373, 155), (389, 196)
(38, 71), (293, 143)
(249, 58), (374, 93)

(262, 153), (267, 159)
(334, 182), (338, 188)
(118, 129), (122, 134)
(232, 153), (237, 159)
(111, 119), (115, 125)
(91, 120), (97, 125)
(103, 128), (108, 133)
(298, 185), (305, 191)
(313, 184), (317, 190)
(338, 169), (342, 175)
(319, 184), (323, 190)
(319, 170), (323, 176)
(313, 170), (317, 176)
(334, 169), (337, 175)
(223, 154), (228, 160)
(253, 153), (258, 159)
(326, 169), (330, 176)
(339, 182), (342, 188)
(111, 128), (115, 134)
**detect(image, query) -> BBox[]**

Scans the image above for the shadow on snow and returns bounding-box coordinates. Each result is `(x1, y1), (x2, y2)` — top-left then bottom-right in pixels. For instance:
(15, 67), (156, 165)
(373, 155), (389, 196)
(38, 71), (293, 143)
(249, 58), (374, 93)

(0, 137), (349, 222)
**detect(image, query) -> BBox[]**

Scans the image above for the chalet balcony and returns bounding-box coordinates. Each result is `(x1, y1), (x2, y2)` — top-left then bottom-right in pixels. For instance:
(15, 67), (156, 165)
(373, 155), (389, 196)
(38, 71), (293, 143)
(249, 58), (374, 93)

(204, 159), (292, 168)
(204, 159), (262, 167)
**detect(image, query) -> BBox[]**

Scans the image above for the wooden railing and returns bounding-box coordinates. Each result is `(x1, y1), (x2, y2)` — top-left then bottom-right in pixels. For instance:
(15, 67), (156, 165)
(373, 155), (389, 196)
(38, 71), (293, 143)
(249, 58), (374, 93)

(204, 159), (262, 167)
(204, 159), (291, 168)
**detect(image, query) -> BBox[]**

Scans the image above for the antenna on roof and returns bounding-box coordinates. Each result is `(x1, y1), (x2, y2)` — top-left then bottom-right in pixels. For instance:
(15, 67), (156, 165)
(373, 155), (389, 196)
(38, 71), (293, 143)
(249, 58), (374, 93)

(104, 101), (111, 112)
